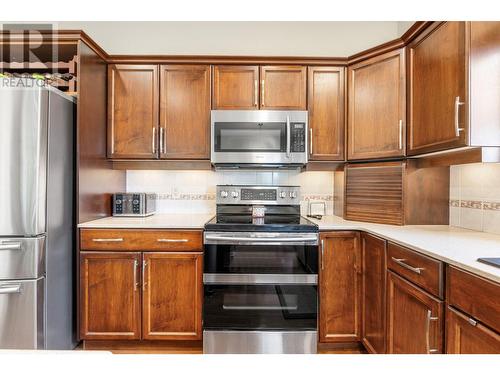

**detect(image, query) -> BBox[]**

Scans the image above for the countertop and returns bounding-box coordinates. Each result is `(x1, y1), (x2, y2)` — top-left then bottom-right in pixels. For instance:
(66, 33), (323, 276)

(77, 213), (214, 229)
(78, 213), (500, 284)
(307, 215), (500, 284)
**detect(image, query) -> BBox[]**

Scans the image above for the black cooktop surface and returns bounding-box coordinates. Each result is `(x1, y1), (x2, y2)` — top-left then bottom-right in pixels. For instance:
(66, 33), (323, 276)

(204, 214), (318, 232)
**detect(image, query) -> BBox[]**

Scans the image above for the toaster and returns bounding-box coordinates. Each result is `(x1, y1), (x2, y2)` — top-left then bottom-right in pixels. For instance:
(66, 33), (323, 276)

(112, 193), (157, 217)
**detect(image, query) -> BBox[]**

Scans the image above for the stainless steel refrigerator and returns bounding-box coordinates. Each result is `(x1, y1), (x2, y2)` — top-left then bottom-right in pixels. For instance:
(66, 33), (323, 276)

(0, 78), (76, 349)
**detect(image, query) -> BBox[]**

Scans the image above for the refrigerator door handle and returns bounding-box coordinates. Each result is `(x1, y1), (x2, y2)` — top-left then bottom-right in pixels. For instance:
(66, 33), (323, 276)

(0, 241), (22, 251)
(0, 284), (22, 294)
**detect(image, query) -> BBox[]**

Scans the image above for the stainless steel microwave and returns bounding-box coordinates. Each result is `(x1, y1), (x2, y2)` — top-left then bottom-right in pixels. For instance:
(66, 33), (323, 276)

(211, 110), (308, 168)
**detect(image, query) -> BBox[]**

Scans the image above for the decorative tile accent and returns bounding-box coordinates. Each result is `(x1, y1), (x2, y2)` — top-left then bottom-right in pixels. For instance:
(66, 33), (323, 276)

(460, 200), (483, 209)
(157, 193), (216, 201)
(302, 194), (334, 202)
(450, 200), (500, 211)
(483, 201), (500, 211)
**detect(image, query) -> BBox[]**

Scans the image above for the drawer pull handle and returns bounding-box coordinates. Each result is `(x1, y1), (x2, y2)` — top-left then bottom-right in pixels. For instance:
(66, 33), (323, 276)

(391, 257), (424, 274)
(0, 284), (22, 294)
(0, 241), (22, 251)
(426, 310), (440, 354)
(92, 238), (124, 242)
(157, 239), (189, 243)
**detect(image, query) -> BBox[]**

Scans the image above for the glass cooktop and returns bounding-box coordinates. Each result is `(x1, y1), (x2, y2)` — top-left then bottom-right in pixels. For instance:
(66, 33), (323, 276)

(204, 214), (318, 233)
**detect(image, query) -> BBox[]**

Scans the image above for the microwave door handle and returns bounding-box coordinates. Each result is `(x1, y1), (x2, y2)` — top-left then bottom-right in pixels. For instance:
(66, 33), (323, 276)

(286, 116), (291, 159)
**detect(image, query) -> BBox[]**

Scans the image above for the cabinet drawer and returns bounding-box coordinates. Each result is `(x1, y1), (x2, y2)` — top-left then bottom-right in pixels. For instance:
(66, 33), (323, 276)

(387, 242), (443, 298)
(80, 229), (203, 251)
(447, 266), (500, 333)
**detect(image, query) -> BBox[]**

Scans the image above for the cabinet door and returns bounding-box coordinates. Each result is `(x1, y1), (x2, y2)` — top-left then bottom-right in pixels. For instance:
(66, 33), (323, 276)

(80, 252), (141, 340)
(446, 307), (500, 354)
(213, 65), (259, 109)
(159, 65), (211, 159)
(260, 66), (306, 109)
(142, 252), (203, 340)
(408, 22), (468, 155)
(387, 271), (444, 354)
(108, 64), (159, 159)
(361, 233), (387, 353)
(308, 67), (345, 161)
(348, 49), (405, 160)
(319, 232), (361, 343)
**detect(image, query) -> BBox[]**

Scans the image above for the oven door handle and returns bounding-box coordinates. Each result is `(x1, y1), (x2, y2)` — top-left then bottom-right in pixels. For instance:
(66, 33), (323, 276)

(204, 235), (318, 243)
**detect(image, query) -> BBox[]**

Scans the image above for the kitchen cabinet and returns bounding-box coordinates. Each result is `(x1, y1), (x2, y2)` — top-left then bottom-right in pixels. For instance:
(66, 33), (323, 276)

(79, 230), (204, 342)
(160, 65), (211, 159)
(308, 66), (345, 161)
(80, 252), (141, 340)
(447, 266), (500, 339)
(446, 306), (500, 354)
(344, 161), (449, 225)
(142, 252), (203, 340)
(387, 271), (444, 354)
(361, 233), (386, 353)
(80, 229), (203, 252)
(319, 232), (361, 343)
(107, 64), (159, 159)
(260, 66), (307, 109)
(213, 65), (259, 109)
(348, 49), (405, 160)
(407, 22), (467, 155)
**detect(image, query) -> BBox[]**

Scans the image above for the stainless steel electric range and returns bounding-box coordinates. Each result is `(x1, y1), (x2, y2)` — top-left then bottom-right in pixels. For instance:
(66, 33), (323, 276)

(203, 185), (319, 354)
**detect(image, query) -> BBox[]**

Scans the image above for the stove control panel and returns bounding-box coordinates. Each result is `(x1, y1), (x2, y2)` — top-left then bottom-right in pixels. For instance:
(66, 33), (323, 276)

(216, 185), (300, 205)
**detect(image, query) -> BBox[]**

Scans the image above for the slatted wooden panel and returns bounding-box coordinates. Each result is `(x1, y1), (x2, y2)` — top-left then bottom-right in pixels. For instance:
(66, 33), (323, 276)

(345, 162), (404, 225)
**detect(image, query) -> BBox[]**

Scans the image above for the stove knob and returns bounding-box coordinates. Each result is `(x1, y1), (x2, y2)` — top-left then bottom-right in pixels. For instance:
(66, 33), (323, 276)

(279, 191), (287, 199)
(231, 191), (239, 198)
(289, 191), (297, 199)
(220, 191), (228, 198)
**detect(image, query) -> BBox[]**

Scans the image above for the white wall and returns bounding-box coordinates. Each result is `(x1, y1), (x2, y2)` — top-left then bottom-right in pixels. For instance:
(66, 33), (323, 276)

(397, 21), (415, 36)
(127, 170), (334, 215)
(450, 163), (500, 235)
(57, 21), (400, 56)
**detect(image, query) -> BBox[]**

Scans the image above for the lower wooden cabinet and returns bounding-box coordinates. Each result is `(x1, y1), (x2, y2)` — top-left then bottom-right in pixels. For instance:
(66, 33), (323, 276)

(361, 233), (387, 353)
(386, 271), (444, 354)
(143, 252), (203, 340)
(80, 251), (202, 341)
(319, 231), (361, 343)
(446, 306), (500, 354)
(80, 252), (141, 340)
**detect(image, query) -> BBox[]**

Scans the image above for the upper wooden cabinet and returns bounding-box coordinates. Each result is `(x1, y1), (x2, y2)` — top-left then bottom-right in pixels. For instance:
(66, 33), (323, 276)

(308, 66), (345, 161)
(213, 65), (259, 109)
(387, 271), (444, 354)
(142, 252), (203, 340)
(160, 65), (211, 159)
(260, 66), (307, 109)
(344, 161), (450, 226)
(319, 231), (361, 343)
(408, 22), (467, 155)
(361, 233), (387, 353)
(80, 252), (141, 340)
(348, 49), (405, 160)
(108, 64), (159, 159)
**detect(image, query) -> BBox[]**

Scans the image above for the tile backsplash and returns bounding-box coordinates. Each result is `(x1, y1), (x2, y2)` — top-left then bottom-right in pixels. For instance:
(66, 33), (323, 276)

(126, 170), (334, 215)
(450, 163), (500, 235)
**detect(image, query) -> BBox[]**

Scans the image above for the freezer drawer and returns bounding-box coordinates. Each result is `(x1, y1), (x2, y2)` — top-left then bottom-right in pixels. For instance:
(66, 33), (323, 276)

(0, 237), (45, 280)
(0, 278), (45, 349)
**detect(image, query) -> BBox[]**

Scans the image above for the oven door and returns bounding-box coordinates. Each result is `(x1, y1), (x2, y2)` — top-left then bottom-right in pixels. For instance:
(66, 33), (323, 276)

(203, 282), (317, 331)
(211, 110), (308, 165)
(204, 232), (318, 275)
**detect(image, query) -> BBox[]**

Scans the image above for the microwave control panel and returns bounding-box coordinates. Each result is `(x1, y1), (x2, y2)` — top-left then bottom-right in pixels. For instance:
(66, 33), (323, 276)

(290, 123), (306, 152)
